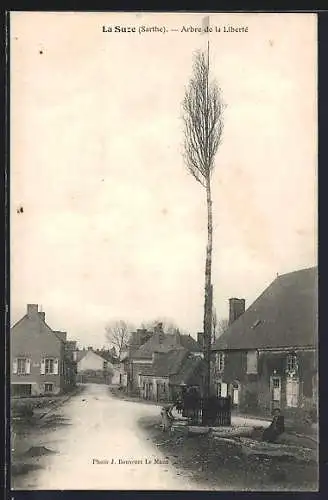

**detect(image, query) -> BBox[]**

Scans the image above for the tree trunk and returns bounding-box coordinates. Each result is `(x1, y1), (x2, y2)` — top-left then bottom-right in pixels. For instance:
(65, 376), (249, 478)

(202, 176), (213, 424)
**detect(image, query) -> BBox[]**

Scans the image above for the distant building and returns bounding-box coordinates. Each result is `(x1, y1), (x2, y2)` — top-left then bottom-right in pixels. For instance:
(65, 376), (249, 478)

(74, 347), (116, 384)
(139, 348), (205, 402)
(122, 323), (203, 394)
(11, 304), (77, 397)
(211, 267), (318, 420)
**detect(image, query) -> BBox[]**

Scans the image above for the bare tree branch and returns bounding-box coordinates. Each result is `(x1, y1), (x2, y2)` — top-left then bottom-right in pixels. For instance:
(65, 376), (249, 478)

(105, 320), (132, 358)
(182, 50), (224, 186)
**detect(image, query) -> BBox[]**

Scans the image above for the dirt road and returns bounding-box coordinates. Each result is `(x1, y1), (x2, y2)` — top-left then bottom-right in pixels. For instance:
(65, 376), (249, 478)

(12, 384), (201, 490)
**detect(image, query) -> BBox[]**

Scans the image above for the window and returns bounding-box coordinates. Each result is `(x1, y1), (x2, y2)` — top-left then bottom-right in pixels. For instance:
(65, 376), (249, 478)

(221, 382), (228, 397)
(44, 383), (53, 393)
(272, 377), (281, 401)
(216, 352), (225, 372)
(41, 358), (59, 375)
(17, 358), (26, 374)
(287, 354), (297, 373)
(45, 359), (54, 374)
(286, 378), (299, 407)
(246, 351), (258, 374)
(13, 358), (30, 375)
(18, 358), (27, 374)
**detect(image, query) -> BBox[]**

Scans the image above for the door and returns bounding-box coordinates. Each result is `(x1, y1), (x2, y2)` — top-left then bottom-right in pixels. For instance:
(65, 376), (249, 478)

(232, 383), (239, 405)
(221, 382), (228, 397)
(271, 376), (281, 410)
(286, 377), (299, 408)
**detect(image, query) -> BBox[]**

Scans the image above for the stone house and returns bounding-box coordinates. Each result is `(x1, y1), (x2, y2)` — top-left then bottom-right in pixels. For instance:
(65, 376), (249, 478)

(139, 348), (205, 402)
(130, 323), (203, 395)
(211, 267), (318, 420)
(11, 304), (77, 397)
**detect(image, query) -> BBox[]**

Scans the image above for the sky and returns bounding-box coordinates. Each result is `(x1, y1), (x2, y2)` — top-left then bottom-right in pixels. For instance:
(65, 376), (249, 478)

(10, 12), (317, 348)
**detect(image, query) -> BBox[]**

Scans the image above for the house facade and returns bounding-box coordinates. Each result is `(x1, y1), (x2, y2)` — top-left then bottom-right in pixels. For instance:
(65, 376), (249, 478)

(129, 323), (203, 398)
(11, 304), (77, 397)
(119, 323), (203, 395)
(75, 347), (115, 384)
(139, 349), (205, 402)
(211, 267), (318, 420)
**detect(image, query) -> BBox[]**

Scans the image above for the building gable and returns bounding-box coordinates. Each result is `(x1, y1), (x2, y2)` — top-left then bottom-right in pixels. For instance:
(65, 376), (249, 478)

(11, 313), (62, 358)
(77, 350), (113, 372)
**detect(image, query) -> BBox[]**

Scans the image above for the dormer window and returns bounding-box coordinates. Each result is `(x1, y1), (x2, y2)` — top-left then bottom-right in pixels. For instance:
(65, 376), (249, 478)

(252, 319), (261, 329)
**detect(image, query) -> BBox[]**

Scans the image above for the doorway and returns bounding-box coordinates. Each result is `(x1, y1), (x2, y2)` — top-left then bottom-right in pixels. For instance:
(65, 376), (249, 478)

(271, 375), (281, 411)
(232, 382), (240, 406)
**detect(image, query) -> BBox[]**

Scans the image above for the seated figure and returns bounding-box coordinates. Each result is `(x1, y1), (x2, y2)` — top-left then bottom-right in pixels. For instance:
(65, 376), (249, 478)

(262, 408), (285, 443)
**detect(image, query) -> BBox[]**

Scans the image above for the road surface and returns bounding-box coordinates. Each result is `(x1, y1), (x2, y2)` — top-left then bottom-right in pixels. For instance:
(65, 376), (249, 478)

(12, 384), (202, 490)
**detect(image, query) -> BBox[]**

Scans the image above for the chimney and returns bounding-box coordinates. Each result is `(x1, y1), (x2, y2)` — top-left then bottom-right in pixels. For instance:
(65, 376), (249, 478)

(229, 298), (245, 325)
(27, 304), (38, 318)
(197, 332), (204, 347)
(154, 322), (163, 334)
(38, 312), (45, 321)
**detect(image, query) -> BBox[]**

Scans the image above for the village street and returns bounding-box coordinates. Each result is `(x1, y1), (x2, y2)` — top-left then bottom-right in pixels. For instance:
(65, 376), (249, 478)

(12, 383), (318, 491)
(12, 384), (205, 490)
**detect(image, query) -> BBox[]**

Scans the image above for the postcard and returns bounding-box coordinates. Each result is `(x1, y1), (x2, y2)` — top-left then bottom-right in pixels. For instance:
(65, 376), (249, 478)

(10, 11), (318, 491)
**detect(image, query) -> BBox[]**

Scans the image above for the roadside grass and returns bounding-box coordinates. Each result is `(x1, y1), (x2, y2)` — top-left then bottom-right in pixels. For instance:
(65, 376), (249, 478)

(138, 415), (318, 491)
(11, 384), (85, 483)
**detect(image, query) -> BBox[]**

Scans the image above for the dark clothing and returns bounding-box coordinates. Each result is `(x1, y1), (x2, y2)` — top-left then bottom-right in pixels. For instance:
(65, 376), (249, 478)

(262, 415), (285, 443)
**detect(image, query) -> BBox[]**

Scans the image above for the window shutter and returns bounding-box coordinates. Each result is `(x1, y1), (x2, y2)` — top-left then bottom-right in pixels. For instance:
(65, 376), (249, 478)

(54, 358), (59, 375)
(25, 358), (31, 374)
(246, 351), (258, 374)
(40, 358), (45, 374)
(13, 359), (18, 374)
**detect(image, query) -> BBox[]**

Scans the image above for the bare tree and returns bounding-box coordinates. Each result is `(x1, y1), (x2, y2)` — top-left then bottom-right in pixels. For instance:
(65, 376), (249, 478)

(105, 320), (132, 358)
(182, 45), (224, 409)
(212, 309), (229, 344)
(217, 318), (229, 336)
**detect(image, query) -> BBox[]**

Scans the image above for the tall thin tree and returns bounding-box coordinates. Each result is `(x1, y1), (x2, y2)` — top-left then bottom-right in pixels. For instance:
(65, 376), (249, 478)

(182, 44), (224, 415)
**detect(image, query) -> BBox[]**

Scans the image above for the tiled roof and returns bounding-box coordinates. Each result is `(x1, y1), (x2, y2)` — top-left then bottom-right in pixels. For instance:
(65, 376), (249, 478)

(11, 313), (66, 344)
(133, 332), (201, 360)
(213, 267), (318, 351)
(75, 349), (117, 364)
(98, 350), (118, 363)
(152, 349), (188, 377)
(170, 355), (205, 386)
(138, 349), (204, 387)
